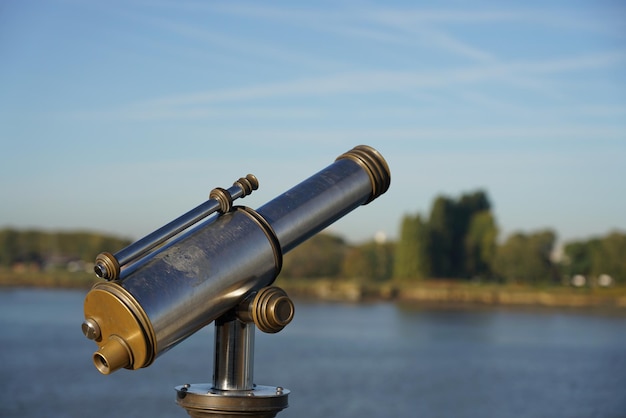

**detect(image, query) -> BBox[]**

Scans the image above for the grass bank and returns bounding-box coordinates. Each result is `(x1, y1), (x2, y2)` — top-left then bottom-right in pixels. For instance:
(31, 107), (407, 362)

(3, 269), (625, 310)
(275, 277), (626, 309)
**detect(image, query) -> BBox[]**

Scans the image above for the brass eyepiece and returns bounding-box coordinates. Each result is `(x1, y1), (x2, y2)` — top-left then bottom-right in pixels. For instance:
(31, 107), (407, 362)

(93, 335), (132, 375)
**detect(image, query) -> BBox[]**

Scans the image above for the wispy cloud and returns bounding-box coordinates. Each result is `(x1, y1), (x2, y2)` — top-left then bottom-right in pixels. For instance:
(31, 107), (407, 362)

(114, 8), (348, 71)
(112, 1), (625, 114)
(63, 106), (322, 122)
(201, 2), (622, 56)
(115, 50), (625, 109)
(59, 1), (626, 129)
(202, 2), (498, 62)
(198, 2), (624, 98)
(207, 125), (626, 144)
(359, 6), (615, 32)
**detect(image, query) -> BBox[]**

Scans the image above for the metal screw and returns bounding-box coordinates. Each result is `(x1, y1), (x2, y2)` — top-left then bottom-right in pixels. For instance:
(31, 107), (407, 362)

(82, 318), (101, 340)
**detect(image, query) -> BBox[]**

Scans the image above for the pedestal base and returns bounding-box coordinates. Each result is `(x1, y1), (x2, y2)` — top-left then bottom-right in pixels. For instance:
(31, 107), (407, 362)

(176, 384), (289, 418)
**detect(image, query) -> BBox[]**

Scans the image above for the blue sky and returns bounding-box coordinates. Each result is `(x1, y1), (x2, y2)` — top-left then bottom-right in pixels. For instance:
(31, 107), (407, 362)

(1, 0), (625, 247)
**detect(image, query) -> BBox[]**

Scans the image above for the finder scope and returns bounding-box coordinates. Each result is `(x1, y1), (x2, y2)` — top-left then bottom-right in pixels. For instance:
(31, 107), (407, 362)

(81, 145), (390, 416)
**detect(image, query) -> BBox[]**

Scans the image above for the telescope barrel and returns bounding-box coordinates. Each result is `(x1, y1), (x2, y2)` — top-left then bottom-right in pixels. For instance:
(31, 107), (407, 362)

(83, 145), (390, 375)
(257, 145), (390, 253)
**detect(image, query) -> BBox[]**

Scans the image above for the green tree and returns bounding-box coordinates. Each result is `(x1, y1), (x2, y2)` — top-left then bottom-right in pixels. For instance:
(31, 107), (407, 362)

(563, 241), (593, 277)
(428, 196), (456, 278)
(0, 228), (131, 267)
(393, 214), (430, 281)
(464, 211), (498, 278)
(566, 232), (626, 284)
(281, 233), (346, 279)
(454, 190), (491, 277)
(427, 190), (493, 278)
(493, 230), (557, 284)
(342, 240), (394, 282)
(593, 232), (626, 283)
(0, 229), (19, 266)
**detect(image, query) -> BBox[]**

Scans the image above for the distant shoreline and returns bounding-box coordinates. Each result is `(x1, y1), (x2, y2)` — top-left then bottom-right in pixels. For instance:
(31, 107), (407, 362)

(274, 278), (626, 310)
(0, 270), (96, 289)
(2, 270), (625, 310)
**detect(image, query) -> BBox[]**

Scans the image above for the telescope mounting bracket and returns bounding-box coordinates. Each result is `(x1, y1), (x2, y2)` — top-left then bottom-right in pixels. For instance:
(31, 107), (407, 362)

(175, 286), (294, 418)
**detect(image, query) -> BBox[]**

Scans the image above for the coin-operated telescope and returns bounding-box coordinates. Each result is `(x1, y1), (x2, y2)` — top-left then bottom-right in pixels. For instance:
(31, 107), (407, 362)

(82, 145), (390, 417)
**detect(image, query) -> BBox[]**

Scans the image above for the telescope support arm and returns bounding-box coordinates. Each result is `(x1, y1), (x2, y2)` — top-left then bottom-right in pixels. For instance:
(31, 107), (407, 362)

(176, 286), (293, 417)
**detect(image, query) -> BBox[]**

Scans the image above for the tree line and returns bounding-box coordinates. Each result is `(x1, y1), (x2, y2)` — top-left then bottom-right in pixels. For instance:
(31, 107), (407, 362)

(0, 229), (131, 269)
(1, 190), (624, 285)
(394, 190), (625, 285)
(282, 190), (625, 285)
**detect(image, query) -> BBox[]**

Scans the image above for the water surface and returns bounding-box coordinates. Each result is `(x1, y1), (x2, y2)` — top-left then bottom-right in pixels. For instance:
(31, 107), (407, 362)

(1, 289), (625, 418)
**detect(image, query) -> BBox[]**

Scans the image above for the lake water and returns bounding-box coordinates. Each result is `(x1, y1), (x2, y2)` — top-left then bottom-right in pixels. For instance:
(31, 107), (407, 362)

(1, 288), (625, 418)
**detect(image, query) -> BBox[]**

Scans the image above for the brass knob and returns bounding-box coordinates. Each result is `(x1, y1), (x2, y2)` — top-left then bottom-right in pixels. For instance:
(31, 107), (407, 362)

(82, 318), (101, 340)
(243, 286), (295, 333)
(94, 252), (120, 280)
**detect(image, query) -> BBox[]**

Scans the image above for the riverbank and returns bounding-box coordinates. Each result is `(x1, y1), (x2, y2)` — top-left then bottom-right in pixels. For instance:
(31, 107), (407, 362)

(2, 269), (625, 309)
(0, 269), (96, 289)
(275, 278), (626, 309)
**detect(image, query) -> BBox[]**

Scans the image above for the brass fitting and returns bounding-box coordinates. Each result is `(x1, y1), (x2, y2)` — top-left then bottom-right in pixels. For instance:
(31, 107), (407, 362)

(210, 174), (260, 213)
(233, 174), (259, 196)
(239, 286), (295, 334)
(94, 252), (120, 281)
(82, 282), (155, 374)
(336, 145), (391, 204)
(209, 187), (233, 213)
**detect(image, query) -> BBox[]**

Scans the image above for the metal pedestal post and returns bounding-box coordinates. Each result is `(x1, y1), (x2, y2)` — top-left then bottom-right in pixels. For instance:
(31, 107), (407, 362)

(176, 288), (293, 417)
